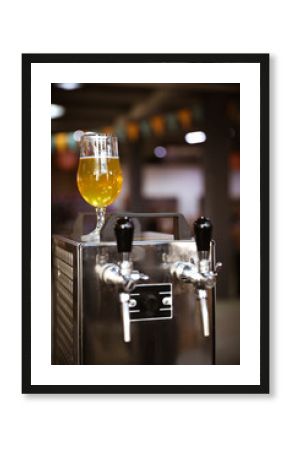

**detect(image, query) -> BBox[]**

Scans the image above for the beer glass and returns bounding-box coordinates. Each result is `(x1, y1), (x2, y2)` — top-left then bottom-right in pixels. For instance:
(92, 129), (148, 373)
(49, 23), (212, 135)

(77, 132), (123, 241)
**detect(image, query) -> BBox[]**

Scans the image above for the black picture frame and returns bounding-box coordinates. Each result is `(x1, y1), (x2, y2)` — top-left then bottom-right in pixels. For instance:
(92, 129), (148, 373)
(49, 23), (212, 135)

(22, 53), (269, 394)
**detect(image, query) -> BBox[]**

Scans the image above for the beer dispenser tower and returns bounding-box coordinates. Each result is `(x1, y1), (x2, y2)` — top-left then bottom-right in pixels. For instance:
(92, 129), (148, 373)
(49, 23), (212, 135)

(52, 213), (221, 365)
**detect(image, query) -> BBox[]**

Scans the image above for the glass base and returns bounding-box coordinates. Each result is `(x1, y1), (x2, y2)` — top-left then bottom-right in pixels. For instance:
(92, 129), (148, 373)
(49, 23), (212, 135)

(81, 229), (101, 242)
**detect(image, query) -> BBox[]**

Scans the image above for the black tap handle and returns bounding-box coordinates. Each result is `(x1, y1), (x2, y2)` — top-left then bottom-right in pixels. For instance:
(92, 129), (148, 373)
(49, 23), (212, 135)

(194, 217), (212, 252)
(114, 217), (134, 253)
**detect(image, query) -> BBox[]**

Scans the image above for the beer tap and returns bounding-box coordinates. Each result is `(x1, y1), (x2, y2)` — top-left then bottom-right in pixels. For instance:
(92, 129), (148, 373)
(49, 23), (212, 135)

(98, 217), (149, 342)
(171, 217), (222, 337)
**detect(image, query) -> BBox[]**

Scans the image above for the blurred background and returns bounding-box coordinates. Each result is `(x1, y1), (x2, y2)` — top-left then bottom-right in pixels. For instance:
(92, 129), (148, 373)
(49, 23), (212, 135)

(51, 82), (240, 364)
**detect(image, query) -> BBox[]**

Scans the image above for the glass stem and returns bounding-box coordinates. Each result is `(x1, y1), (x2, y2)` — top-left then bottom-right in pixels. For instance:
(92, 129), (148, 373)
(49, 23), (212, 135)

(94, 207), (106, 240)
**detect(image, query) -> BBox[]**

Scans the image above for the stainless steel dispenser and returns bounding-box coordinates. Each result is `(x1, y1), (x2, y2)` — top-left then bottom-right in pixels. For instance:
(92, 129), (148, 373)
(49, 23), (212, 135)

(52, 212), (221, 365)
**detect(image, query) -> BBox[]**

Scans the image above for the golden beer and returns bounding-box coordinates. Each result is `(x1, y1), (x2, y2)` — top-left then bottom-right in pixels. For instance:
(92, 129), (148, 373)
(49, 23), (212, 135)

(77, 156), (123, 208)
